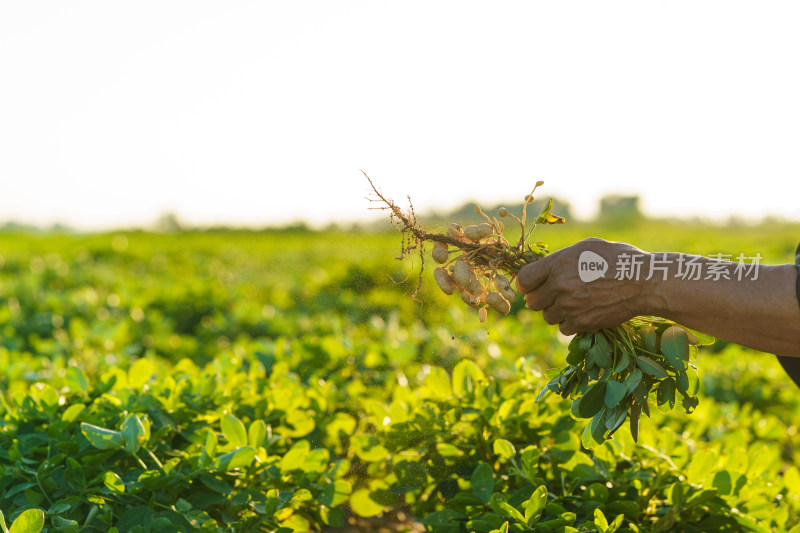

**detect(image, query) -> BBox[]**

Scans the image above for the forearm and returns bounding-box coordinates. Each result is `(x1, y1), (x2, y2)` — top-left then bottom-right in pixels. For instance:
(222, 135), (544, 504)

(642, 253), (800, 356)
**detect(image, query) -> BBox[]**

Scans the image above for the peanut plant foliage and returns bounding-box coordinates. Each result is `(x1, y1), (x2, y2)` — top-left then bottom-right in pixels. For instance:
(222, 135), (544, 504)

(1, 230), (800, 532)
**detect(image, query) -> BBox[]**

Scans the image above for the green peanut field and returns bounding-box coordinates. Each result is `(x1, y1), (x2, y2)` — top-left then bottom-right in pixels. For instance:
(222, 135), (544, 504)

(2, 218), (800, 532)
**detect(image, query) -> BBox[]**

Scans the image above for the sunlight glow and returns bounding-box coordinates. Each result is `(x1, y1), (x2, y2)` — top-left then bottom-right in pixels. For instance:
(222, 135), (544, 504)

(1, 1), (798, 230)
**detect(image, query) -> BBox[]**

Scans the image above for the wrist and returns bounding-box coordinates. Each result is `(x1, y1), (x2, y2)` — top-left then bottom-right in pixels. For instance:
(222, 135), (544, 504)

(636, 251), (679, 318)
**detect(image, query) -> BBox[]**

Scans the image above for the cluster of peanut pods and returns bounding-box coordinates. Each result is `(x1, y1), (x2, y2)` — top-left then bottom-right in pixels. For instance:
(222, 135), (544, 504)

(431, 223), (517, 322)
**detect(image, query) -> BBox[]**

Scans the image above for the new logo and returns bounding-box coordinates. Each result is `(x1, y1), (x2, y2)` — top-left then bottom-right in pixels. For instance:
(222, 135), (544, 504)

(578, 251), (608, 282)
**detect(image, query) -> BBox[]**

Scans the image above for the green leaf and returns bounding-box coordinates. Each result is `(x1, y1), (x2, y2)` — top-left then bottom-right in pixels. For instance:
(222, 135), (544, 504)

(576, 382), (606, 419)
(545, 365), (569, 379)
(712, 470), (732, 495)
(65, 367), (89, 393)
(452, 359), (486, 397)
(280, 440), (310, 472)
(467, 518), (504, 532)
(588, 338), (612, 369)
(493, 439), (516, 460)
(656, 378), (677, 412)
(436, 442), (463, 457)
(64, 457), (86, 491)
(4, 483), (36, 499)
(585, 483), (609, 504)
(423, 510), (468, 528)
(320, 479), (351, 507)
(641, 391), (652, 418)
(61, 403), (85, 423)
(581, 410), (607, 449)
(686, 367), (700, 396)
(687, 448), (717, 484)
(320, 507), (345, 528)
(214, 446), (256, 472)
(365, 488), (397, 507)
(685, 327), (715, 346)
(613, 350), (631, 373)
(499, 502), (526, 525)
(0, 510), (7, 533)
(689, 344), (699, 361)
(576, 371), (590, 395)
(47, 503), (71, 515)
(221, 413), (248, 448)
(121, 414), (147, 454)
(128, 358), (154, 389)
(8, 509), (44, 533)
(784, 466), (800, 494)
(594, 508), (609, 531)
(117, 507), (155, 533)
(81, 423), (124, 450)
(494, 522), (509, 533)
(393, 461), (428, 493)
(471, 462), (494, 503)
(604, 380), (627, 409)
(425, 366), (451, 398)
(350, 489), (384, 517)
(524, 486), (547, 525)
(201, 429), (218, 466)
(675, 370), (689, 394)
(198, 474), (231, 494)
(640, 325), (657, 353)
(605, 404), (628, 432)
(521, 446), (540, 482)
(351, 434), (388, 462)
(248, 420), (268, 448)
(595, 332), (612, 353)
(304, 449), (331, 474)
(535, 198), (565, 224)
(660, 326), (689, 370)
(50, 516), (79, 533)
(625, 367), (643, 393)
(581, 422), (600, 449)
(636, 356), (668, 378)
(490, 493), (526, 523)
(291, 489), (313, 503)
(536, 377), (558, 403)
(566, 346), (585, 365)
(578, 334), (593, 351)
(103, 471), (126, 493)
(681, 395), (699, 413)
(559, 369), (580, 399)
(607, 513), (625, 533)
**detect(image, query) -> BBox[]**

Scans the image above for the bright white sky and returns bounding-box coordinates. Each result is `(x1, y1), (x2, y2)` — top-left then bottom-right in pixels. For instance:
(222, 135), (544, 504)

(1, 2), (798, 230)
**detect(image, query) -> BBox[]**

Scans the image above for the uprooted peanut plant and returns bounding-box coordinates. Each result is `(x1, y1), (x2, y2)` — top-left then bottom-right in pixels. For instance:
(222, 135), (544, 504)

(366, 173), (712, 447)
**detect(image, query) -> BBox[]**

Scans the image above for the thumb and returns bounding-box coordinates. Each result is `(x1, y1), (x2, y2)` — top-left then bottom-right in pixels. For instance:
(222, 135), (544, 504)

(516, 256), (553, 294)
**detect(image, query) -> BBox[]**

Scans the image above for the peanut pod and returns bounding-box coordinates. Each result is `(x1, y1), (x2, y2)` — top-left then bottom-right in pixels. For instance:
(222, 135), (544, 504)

(432, 241), (449, 264)
(465, 270), (483, 295)
(453, 260), (472, 288)
(433, 267), (456, 295)
(463, 223), (493, 241)
(485, 292), (511, 315)
(460, 290), (480, 308)
(494, 274), (517, 303)
(447, 223), (465, 241)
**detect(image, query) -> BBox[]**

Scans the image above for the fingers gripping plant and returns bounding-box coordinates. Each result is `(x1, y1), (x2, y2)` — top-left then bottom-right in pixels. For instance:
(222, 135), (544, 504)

(366, 173), (711, 448)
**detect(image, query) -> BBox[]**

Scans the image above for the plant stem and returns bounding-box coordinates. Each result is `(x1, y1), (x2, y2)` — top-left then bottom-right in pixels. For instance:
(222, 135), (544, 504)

(35, 472), (53, 505)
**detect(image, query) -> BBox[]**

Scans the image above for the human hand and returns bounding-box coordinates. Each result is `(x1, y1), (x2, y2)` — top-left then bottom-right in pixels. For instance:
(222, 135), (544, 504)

(515, 238), (650, 335)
